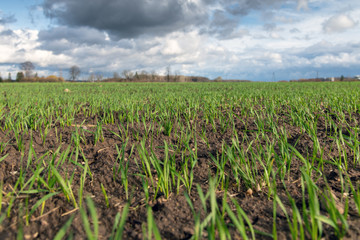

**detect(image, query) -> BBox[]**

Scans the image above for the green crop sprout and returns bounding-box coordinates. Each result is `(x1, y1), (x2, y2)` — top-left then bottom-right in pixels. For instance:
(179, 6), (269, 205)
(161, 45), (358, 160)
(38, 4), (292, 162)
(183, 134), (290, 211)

(1, 82), (360, 238)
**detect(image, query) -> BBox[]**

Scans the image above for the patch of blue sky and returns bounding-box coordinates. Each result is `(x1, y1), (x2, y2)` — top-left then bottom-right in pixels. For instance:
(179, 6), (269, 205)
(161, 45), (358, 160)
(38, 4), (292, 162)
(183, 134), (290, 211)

(1, 0), (49, 30)
(240, 12), (262, 26)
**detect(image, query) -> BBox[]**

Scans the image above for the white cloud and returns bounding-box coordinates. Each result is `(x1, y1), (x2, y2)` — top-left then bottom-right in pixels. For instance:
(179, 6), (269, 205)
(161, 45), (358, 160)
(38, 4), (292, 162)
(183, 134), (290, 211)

(0, 27), (72, 77)
(313, 52), (358, 67)
(162, 40), (184, 55)
(266, 52), (283, 63)
(297, 0), (309, 10)
(323, 14), (357, 33)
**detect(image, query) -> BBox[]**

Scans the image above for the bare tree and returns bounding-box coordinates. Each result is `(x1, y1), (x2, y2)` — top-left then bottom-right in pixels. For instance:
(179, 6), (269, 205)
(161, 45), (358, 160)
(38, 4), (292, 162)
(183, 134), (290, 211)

(69, 65), (81, 81)
(151, 70), (157, 81)
(88, 72), (95, 82)
(122, 70), (134, 80)
(174, 70), (181, 82)
(139, 70), (148, 81)
(113, 72), (120, 79)
(166, 65), (171, 82)
(96, 73), (103, 81)
(20, 61), (35, 78)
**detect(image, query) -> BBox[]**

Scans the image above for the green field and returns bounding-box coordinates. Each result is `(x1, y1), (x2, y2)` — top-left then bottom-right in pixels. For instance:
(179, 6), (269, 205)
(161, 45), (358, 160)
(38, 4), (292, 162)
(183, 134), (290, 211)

(1, 82), (360, 239)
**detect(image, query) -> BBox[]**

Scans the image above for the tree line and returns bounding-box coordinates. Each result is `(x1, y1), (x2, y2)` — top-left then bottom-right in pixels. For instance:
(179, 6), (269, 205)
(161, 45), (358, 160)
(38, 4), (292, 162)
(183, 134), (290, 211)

(0, 62), (221, 83)
(0, 61), (65, 82)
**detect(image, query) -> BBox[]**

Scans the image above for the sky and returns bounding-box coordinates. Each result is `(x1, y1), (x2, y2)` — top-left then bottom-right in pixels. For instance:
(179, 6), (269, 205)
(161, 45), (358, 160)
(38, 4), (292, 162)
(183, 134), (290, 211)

(0, 0), (359, 81)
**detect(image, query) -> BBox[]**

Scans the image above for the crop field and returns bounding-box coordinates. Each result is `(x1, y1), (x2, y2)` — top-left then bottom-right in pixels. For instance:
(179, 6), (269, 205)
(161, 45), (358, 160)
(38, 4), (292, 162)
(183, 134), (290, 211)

(0, 82), (360, 239)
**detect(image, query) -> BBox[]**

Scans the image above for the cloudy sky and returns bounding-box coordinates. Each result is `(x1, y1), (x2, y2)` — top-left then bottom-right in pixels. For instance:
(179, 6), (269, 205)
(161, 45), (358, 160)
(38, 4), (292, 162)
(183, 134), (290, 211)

(0, 0), (359, 81)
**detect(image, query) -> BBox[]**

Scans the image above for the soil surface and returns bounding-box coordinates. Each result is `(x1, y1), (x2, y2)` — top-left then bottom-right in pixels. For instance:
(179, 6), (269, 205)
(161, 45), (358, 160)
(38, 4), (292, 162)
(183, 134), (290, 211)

(1, 106), (360, 239)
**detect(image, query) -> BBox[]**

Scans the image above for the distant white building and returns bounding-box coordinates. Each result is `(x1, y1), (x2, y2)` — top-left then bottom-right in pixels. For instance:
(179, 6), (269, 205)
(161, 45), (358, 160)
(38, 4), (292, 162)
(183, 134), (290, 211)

(355, 75), (360, 80)
(330, 77), (335, 82)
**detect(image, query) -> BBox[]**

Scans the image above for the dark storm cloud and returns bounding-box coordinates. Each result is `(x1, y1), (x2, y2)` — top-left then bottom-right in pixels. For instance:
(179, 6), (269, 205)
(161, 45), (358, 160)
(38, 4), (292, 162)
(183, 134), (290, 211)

(41, 0), (303, 40)
(219, 0), (284, 16)
(205, 10), (241, 38)
(0, 14), (17, 25)
(0, 29), (16, 37)
(37, 39), (77, 54)
(38, 26), (108, 45)
(202, 0), (294, 38)
(37, 25), (149, 53)
(37, 26), (117, 53)
(42, 0), (207, 39)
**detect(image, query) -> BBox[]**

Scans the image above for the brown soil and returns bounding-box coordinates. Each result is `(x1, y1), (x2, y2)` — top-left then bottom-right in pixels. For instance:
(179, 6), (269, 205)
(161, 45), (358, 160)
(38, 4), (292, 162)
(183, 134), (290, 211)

(1, 108), (360, 239)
